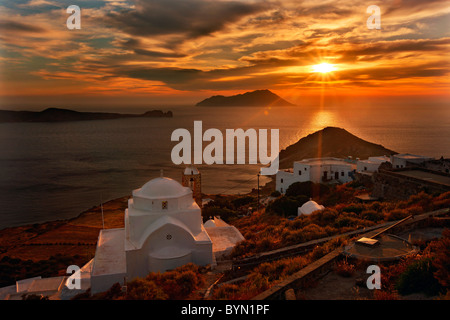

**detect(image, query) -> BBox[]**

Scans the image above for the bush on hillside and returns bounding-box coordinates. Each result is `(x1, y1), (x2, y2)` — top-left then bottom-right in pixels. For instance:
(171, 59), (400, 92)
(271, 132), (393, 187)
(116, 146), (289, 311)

(285, 181), (330, 198)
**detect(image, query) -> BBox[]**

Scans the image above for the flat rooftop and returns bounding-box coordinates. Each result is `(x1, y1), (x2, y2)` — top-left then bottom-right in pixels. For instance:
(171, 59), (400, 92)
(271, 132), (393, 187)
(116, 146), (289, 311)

(394, 153), (433, 160)
(344, 234), (418, 261)
(295, 158), (356, 167)
(396, 170), (450, 187)
(92, 228), (126, 276)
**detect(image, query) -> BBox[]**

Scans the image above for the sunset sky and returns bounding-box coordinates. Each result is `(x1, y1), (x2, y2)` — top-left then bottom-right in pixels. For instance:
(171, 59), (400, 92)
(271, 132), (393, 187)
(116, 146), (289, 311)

(0, 0), (449, 108)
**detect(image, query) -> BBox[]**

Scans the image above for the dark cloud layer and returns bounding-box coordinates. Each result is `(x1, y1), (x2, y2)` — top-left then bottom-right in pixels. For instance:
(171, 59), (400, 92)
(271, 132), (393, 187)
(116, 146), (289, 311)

(0, 20), (45, 33)
(106, 0), (269, 39)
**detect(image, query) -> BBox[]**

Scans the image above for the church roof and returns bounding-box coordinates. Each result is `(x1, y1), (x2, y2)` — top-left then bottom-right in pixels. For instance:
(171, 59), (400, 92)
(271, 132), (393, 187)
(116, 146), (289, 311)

(298, 200), (325, 215)
(134, 177), (191, 199)
(204, 219), (217, 228)
(184, 165), (199, 175)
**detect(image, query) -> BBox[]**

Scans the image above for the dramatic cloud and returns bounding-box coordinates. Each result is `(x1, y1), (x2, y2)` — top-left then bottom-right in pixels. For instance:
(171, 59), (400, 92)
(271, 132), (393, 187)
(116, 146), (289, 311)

(0, 0), (449, 106)
(0, 20), (46, 33)
(106, 0), (270, 39)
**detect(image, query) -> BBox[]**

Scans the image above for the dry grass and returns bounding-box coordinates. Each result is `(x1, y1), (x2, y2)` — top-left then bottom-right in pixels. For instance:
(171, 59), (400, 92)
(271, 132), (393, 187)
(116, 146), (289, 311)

(0, 196), (128, 262)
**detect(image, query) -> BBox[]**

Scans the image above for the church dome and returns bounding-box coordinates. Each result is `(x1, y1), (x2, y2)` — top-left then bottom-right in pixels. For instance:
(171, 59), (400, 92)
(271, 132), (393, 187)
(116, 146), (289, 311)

(184, 165), (199, 175)
(204, 219), (216, 228)
(134, 177), (191, 199)
(298, 200), (325, 216)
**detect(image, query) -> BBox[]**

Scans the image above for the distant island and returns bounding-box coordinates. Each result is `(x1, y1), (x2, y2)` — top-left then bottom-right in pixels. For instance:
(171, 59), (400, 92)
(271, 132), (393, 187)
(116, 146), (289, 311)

(0, 108), (173, 123)
(278, 127), (397, 169)
(195, 89), (295, 107)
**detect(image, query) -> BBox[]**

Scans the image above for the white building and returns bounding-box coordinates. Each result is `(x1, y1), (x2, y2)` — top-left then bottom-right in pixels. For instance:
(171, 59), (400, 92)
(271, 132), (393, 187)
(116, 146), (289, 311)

(276, 157), (356, 194)
(357, 155), (391, 173)
(90, 176), (214, 294)
(298, 200), (325, 216)
(390, 153), (434, 169)
(203, 216), (245, 258)
(0, 168), (246, 299)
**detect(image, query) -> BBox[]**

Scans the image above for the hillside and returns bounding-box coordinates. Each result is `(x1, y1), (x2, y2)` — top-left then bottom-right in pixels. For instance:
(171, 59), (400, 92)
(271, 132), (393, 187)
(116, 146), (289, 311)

(195, 89), (295, 107)
(0, 108), (173, 123)
(278, 127), (397, 169)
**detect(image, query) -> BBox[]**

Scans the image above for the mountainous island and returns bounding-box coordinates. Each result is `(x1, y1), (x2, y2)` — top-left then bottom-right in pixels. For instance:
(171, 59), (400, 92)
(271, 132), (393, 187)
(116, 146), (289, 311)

(195, 89), (295, 107)
(278, 127), (397, 169)
(0, 108), (173, 123)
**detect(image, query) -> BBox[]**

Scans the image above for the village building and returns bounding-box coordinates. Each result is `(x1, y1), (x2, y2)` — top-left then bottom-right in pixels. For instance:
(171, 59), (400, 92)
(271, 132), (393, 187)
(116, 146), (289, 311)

(182, 165), (202, 207)
(298, 200), (325, 216)
(90, 173), (214, 294)
(276, 157), (356, 194)
(203, 216), (245, 258)
(356, 155), (391, 173)
(390, 153), (433, 169)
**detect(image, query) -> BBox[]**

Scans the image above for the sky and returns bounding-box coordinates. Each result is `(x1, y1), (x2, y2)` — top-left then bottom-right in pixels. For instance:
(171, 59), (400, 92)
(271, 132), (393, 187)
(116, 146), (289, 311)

(0, 0), (449, 109)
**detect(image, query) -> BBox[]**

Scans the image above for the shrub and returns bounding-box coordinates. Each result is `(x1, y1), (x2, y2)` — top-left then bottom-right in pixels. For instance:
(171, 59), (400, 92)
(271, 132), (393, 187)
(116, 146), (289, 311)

(125, 279), (168, 300)
(22, 294), (49, 300)
(385, 209), (410, 221)
(407, 191), (433, 210)
(259, 237), (276, 251)
(361, 210), (384, 222)
(334, 259), (356, 277)
(395, 258), (443, 296)
(246, 273), (270, 292)
(428, 229), (450, 288)
(232, 196), (255, 208)
(301, 223), (327, 240)
(202, 206), (236, 222)
(342, 204), (364, 215)
(270, 190), (281, 197)
(309, 208), (339, 226)
(266, 196), (299, 216)
(212, 284), (240, 300)
(367, 201), (383, 212)
(285, 181), (330, 198)
(373, 290), (399, 300)
(335, 216), (358, 228)
(310, 245), (327, 260)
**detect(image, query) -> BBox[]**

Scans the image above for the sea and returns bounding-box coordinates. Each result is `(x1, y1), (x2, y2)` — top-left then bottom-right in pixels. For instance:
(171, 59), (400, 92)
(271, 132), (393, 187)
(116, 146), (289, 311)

(0, 103), (449, 229)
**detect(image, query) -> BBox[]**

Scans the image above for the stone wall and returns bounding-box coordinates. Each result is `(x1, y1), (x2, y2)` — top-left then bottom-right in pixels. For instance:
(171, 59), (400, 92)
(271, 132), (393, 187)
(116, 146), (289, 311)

(420, 158), (450, 174)
(372, 169), (449, 200)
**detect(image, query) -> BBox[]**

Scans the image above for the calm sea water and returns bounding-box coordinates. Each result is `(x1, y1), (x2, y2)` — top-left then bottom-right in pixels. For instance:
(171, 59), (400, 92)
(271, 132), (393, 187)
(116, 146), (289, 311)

(0, 104), (449, 229)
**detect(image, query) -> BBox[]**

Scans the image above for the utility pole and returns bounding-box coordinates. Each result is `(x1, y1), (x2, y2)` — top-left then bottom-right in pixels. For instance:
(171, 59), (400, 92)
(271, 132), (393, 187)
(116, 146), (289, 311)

(257, 173), (260, 212)
(101, 194), (105, 229)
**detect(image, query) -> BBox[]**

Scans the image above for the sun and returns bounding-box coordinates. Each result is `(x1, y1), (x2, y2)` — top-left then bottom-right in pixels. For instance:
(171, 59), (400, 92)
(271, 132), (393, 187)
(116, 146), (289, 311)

(312, 63), (336, 73)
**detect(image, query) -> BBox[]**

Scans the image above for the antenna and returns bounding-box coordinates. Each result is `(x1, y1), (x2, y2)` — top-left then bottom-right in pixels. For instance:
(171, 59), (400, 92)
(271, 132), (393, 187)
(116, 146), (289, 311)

(101, 194), (105, 230)
(257, 173), (260, 212)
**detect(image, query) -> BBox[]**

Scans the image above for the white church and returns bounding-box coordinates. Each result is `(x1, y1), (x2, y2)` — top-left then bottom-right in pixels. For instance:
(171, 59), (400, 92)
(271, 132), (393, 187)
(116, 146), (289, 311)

(0, 167), (245, 299)
(89, 174), (213, 294)
(87, 167), (243, 295)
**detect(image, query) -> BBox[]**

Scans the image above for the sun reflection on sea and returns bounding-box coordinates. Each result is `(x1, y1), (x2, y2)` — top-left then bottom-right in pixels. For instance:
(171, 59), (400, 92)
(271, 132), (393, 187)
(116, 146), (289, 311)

(310, 110), (336, 131)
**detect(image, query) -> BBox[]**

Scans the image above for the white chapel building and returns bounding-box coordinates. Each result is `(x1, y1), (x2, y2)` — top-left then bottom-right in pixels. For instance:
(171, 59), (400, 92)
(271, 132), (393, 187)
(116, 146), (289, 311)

(0, 167), (245, 299)
(90, 175), (214, 294)
(276, 157), (357, 194)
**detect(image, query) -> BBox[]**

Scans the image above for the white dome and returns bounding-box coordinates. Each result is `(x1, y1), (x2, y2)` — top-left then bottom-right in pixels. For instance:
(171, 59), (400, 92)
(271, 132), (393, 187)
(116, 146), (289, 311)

(134, 177), (190, 199)
(204, 219), (216, 228)
(184, 165), (199, 175)
(298, 200), (325, 216)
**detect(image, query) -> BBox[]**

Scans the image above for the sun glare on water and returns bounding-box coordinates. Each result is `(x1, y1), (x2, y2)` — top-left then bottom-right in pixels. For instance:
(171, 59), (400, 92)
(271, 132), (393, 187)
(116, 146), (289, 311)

(312, 63), (336, 73)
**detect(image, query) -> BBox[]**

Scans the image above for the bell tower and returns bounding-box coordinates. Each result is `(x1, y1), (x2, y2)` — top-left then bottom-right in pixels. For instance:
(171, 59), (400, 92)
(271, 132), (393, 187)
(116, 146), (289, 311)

(182, 165), (202, 207)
